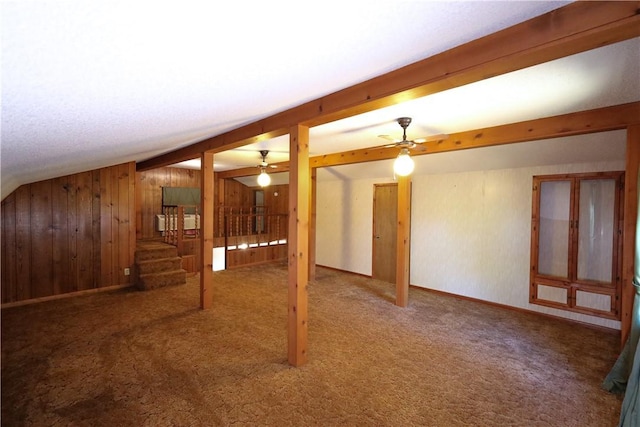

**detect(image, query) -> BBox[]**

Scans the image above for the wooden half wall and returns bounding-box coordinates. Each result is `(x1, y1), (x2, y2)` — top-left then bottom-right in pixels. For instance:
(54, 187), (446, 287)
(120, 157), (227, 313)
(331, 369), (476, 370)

(137, 166), (290, 240)
(136, 166), (202, 240)
(1, 162), (136, 304)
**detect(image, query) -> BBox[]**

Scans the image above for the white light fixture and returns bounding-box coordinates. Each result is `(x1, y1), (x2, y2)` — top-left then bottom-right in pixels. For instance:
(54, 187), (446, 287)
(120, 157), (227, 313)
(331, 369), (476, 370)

(393, 148), (414, 176)
(257, 168), (271, 187)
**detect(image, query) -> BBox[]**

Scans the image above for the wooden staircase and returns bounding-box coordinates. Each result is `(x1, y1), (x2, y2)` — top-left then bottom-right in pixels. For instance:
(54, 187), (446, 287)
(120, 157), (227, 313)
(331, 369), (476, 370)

(134, 240), (186, 290)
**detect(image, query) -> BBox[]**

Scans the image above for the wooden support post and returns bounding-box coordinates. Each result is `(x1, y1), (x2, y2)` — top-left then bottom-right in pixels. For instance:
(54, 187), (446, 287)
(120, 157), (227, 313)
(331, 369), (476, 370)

(200, 151), (214, 310)
(288, 124), (310, 367)
(396, 175), (411, 307)
(309, 167), (317, 282)
(621, 124), (640, 346)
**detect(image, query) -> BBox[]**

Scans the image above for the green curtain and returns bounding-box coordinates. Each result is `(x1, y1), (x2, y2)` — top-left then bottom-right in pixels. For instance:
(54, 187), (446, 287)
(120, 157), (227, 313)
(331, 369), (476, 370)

(162, 187), (200, 213)
(603, 170), (640, 426)
(619, 295), (640, 426)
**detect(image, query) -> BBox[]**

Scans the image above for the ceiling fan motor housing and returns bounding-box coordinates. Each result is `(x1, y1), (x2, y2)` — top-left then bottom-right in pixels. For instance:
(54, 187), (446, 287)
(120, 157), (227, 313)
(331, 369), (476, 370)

(397, 117), (412, 129)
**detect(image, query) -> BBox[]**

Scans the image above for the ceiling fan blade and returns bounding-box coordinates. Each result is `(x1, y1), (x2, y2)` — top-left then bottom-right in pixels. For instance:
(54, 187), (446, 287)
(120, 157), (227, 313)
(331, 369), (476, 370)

(378, 134), (400, 142)
(413, 133), (449, 143)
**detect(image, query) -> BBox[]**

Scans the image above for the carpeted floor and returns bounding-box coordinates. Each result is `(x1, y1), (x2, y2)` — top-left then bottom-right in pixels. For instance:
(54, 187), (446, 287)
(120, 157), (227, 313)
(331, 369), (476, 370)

(1, 263), (623, 426)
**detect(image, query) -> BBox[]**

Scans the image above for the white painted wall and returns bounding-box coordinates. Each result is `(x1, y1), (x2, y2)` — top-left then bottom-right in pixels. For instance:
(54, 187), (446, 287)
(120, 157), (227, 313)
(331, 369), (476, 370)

(316, 178), (384, 276)
(316, 142), (626, 329)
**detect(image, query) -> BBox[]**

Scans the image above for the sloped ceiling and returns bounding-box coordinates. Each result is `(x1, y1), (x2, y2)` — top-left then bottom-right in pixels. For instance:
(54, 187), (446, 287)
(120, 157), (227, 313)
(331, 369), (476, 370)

(2, 1), (639, 199)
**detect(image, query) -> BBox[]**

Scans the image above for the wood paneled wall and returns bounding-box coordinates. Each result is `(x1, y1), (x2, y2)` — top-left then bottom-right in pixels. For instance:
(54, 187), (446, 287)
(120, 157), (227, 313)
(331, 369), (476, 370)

(224, 179), (253, 208)
(222, 180), (289, 213)
(1, 162), (136, 304)
(136, 167), (201, 240)
(263, 184), (289, 214)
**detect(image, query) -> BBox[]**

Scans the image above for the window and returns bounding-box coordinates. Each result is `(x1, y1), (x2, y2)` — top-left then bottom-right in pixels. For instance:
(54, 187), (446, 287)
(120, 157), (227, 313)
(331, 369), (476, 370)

(530, 172), (624, 320)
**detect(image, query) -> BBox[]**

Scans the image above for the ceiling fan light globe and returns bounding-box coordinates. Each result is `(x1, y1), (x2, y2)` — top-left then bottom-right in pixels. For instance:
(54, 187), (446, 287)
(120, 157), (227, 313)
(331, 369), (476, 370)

(394, 151), (415, 176)
(257, 170), (271, 187)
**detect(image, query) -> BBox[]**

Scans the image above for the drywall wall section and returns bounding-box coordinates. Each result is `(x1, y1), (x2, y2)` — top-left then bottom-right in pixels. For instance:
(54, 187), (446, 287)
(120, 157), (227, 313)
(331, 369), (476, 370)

(316, 177), (391, 276)
(316, 160), (625, 330)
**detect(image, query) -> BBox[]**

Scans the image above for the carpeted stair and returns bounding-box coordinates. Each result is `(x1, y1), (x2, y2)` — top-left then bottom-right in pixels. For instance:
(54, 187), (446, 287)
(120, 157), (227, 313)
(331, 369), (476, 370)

(134, 241), (186, 290)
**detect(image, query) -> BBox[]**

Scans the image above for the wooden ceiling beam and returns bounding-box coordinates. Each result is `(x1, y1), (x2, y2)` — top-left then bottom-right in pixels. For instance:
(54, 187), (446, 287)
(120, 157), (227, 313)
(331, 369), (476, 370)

(309, 102), (640, 169)
(137, 2), (640, 172)
(217, 162), (290, 179)
(215, 102), (640, 175)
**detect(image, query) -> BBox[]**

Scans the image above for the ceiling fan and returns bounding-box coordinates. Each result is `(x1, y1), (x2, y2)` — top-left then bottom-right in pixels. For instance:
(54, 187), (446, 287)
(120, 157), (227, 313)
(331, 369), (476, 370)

(257, 150), (279, 169)
(379, 117), (446, 149)
(256, 150), (275, 187)
(379, 117), (447, 177)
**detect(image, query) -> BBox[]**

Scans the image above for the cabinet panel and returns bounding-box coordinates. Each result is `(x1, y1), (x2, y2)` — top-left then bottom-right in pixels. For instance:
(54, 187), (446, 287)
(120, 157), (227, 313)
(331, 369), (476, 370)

(530, 172), (623, 320)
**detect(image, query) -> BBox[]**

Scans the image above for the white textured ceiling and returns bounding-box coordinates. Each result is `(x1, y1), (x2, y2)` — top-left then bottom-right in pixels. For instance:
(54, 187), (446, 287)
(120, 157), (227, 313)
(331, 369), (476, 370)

(2, 1), (638, 198)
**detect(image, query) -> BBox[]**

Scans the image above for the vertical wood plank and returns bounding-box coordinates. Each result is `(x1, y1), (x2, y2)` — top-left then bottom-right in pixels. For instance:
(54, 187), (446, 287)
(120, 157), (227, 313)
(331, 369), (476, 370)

(216, 174), (225, 207)
(100, 167), (114, 286)
(128, 162), (136, 285)
(117, 163), (131, 285)
(52, 176), (71, 295)
(396, 175), (411, 307)
(621, 124), (640, 346)
(110, 166), (120, 285)
(288, 124), (310, 367)
(1, 194), (17, 303)
(147, 169), (159, 239)
(154, 169), (165, 239)
(92, 170), (102, 288)
(140, 171), (154, 239)
(135, 170), (143, 240)
(15, 185), (32, 301)
(214, 173), (221, 237)
(76, 171), (94, 290)
(200, 152), (215, 309)
(30, 180), (53, 298)
(67, 175), (78, 292)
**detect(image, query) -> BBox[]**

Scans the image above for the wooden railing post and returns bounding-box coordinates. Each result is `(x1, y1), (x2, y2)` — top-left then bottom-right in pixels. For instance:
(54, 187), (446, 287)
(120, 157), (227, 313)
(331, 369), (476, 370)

(176, 205), (185, 256)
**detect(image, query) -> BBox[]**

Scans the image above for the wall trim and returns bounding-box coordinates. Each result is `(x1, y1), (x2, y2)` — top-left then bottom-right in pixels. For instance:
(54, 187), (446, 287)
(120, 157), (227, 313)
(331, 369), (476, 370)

(316, 264), (619, 335)
(1, 284), (134, 309)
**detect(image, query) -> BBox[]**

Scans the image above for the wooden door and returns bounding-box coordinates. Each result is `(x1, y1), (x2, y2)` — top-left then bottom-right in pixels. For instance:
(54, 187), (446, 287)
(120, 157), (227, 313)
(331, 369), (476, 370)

(372, 183), (397, 283)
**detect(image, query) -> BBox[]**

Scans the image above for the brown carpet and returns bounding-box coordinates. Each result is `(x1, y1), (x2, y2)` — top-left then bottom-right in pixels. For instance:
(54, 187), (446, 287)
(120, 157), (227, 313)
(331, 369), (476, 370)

(1, 263), (622, 426)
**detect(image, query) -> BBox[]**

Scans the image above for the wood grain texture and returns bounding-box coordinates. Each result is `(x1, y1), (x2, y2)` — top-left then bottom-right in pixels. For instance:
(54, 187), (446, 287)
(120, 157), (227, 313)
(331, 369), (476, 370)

(1, 193), (17, 303)
(30, 180), (53, 298)
(15, 185), (31, 301)
(288, 125), (310, 367)
(1, 162), (136, 304)
(200, 152), (214, 310)
(137, 167), (201, 240)
(396, 177), (411, 307)
(372, 183), (397, 284)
